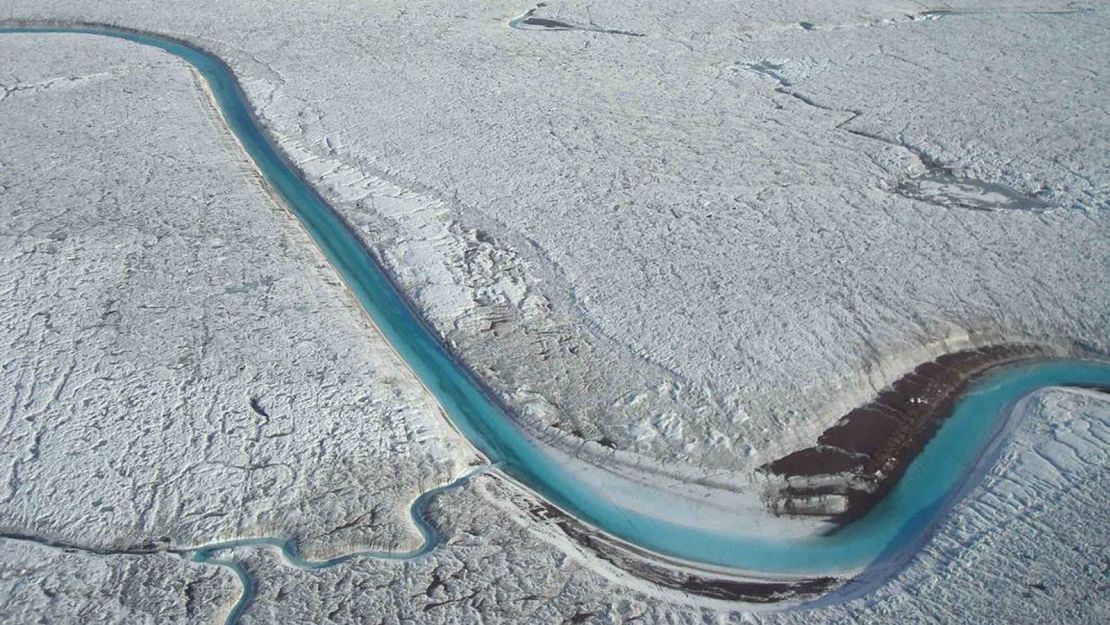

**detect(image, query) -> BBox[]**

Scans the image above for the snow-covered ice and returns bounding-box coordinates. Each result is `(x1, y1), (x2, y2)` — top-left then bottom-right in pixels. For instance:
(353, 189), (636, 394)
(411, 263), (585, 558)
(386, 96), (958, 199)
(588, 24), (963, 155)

(1, 0), (1108, 622)
(0, 33), (471, 560)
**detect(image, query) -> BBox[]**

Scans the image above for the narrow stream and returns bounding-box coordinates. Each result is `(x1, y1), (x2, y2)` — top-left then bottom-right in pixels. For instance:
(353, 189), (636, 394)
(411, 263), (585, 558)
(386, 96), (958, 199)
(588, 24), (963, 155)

(188, 470), (483, 625)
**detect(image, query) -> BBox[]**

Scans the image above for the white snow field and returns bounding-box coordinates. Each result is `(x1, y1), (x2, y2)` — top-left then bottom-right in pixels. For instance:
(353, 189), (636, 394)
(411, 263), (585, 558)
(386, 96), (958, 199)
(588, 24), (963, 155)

(1, 0), (1108, 622)
(253, 388), (1109, 624)
(0, 33), (471, 569)
(15, 386), (1098, 624)
(0, 537), (236, 624)
(5, 0), (1103, 479)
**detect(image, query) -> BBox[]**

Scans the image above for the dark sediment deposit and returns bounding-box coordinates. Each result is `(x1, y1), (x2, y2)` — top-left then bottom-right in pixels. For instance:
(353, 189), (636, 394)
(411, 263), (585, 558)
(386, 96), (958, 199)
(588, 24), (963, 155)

(759, 345), (1045, 526)
(518, 494), (838, 603)
(509, 7), (644, 37)
(894, 170), (1050, 212)
(522, 17), (575, 29)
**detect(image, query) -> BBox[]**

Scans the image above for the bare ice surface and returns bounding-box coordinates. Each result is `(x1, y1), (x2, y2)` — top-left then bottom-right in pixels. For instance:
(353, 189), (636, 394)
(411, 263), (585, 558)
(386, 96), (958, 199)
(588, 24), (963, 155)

(0, 34), (470, 561)
(1, 0), (1108, 622)
(7, 0), (1099, 484)
(5, 0), (1103, 485)
(0, 537), (235, 624)
(93, 387), (1106, 624)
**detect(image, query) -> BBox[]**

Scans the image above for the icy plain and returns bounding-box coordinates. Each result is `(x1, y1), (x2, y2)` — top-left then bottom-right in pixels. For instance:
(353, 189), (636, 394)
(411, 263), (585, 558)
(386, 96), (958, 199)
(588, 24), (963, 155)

(1, 0), (1108, 623)
(5, 0), (1102, 477)
(0, 32), (473, 622)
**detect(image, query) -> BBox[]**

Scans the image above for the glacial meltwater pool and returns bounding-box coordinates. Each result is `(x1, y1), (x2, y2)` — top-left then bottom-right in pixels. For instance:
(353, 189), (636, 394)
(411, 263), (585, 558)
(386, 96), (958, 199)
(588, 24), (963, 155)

(4, 24), (1107, 582)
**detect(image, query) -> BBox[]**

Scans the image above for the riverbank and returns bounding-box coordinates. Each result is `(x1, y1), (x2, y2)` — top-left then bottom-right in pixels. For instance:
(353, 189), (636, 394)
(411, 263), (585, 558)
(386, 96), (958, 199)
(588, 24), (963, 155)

(760, 344), (1047, 524)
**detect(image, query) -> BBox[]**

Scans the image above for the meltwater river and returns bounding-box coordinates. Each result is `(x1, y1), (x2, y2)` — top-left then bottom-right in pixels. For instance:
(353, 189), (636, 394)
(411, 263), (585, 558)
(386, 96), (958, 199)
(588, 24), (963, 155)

(3, 24), (1107, 581)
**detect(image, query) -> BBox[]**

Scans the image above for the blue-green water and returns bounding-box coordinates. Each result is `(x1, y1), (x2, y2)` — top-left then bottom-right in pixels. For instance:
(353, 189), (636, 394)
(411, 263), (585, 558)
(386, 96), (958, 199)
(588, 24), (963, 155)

(4, 24), (1107, 581)
(188, 474), (476, 624)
